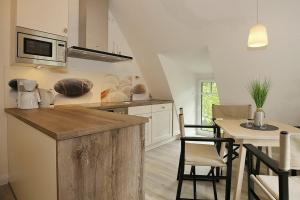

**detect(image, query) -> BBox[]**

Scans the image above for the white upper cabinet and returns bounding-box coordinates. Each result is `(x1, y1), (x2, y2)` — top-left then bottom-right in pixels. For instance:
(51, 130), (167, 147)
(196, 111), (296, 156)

(16, 0), (69, 36)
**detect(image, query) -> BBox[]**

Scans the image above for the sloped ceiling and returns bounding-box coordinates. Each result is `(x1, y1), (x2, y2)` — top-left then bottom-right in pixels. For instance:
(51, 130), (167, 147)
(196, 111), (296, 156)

(110, 0), (300, 124)
(109, 0), (255, 98)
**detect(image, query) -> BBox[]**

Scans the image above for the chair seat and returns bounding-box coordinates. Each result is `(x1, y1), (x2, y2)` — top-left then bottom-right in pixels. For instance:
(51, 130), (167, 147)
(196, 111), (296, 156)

(185, 143), (226, 167)
(254, 175), (300, 200)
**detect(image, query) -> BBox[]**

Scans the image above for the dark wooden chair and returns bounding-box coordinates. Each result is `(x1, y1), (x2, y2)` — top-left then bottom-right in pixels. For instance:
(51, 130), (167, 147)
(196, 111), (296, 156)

(212, 104), (252, 159)
(176, 105), (252, 180)
(245, 131), (300, 200)
(176, 111), (234, 200)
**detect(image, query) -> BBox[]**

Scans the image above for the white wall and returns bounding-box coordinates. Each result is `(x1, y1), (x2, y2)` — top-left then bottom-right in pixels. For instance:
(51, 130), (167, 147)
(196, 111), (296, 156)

(0, 0), (148, 185)
(159, 55), (197, 124)
(0, 0), (10, 185)
(110, 0), (300, 125)
(159, 54), (199, 136)
(207, 1), (300, 125)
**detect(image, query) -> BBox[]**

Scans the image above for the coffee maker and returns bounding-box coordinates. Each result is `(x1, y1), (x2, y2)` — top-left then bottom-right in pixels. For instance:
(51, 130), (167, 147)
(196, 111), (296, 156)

(17, 80), (41, 109)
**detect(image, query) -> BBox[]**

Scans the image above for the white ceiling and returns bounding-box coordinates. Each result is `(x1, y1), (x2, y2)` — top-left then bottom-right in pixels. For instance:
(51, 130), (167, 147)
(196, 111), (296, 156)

(160, 47), (212, 74)
(109, 0), (300, 99)
(109, 0), (259, 75)
(109, 0), (257, 48)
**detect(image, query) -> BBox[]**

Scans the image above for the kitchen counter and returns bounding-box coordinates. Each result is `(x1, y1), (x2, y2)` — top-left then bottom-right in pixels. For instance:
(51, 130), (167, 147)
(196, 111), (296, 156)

(5, 106), (148, 141)
(6, 105), (148, 199)
(78, 99), (173, 109)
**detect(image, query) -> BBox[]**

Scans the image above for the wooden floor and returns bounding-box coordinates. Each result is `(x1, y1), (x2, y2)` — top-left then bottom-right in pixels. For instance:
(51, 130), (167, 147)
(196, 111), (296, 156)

(0, 140), (249, 200)
(145, 140), (248, 200)
(0, 184), (15, 200)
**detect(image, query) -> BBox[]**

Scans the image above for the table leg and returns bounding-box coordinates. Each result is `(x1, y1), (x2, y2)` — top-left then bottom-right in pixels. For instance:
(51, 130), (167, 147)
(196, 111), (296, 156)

(266, 147), (273, 175)
(233, 145), (247, 200)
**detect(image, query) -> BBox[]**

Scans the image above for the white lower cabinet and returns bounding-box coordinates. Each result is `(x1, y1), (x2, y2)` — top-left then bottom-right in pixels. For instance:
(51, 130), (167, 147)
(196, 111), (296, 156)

(132, 112), (152, 146)
(128, 103), (173, 149)
(151, 109), (172, 144)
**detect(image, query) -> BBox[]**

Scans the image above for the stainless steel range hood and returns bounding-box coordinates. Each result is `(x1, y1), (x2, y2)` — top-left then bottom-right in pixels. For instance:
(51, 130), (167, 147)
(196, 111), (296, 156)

(68, 46), (133, 62)
(67, 0), (133, 63)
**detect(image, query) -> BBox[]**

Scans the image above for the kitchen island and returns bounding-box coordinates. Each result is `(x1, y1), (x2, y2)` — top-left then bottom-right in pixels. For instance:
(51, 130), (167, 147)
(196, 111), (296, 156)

(79, 99), (174, 110)
(5, 106), (148, 200)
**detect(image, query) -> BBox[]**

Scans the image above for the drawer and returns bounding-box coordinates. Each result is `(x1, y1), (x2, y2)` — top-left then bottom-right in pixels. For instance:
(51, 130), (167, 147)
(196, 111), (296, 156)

(151, 103), (172, 113)
(128, 105), (152, 115)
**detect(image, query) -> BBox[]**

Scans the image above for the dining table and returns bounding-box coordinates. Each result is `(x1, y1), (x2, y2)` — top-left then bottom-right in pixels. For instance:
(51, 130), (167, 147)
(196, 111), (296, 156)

(214, 119), (300, 200)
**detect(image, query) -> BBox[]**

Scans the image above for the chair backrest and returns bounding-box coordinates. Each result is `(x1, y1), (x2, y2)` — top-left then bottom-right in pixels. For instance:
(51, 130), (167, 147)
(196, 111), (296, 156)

(212, 104), (252, 120)
(179, 113), (185, 137)
(179, 108), (185, 137)
(279, 131), (300, 170)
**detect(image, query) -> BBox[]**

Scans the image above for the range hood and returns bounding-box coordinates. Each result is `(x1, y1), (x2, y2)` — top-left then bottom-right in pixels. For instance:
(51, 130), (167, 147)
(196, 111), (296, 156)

(67, 0), (133, 63)
(68, 46), (133, 62)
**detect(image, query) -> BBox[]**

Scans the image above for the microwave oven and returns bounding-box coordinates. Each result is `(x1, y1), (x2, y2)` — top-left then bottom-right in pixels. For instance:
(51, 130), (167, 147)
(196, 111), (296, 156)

(16, 26), (67, 67)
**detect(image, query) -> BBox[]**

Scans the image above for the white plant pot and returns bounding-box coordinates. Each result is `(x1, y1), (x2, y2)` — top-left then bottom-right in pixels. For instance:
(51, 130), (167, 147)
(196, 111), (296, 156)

(254, 109), (265, 127)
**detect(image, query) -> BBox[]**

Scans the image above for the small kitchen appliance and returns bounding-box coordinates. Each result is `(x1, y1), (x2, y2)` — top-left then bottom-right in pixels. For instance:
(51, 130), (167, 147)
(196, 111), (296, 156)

(17, 80), (41, 109)
(38, 88), (55, 108)
(16, 26), (67, 67)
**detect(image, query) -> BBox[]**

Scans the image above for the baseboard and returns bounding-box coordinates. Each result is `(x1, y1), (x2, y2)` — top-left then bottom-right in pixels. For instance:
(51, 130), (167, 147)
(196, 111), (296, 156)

(0, 174), (8, 186)
(146, 136), (177, 151)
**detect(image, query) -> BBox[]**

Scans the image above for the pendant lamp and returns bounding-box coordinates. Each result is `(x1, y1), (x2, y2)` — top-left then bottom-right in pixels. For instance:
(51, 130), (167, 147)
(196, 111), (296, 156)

(248, 0), (268, 48)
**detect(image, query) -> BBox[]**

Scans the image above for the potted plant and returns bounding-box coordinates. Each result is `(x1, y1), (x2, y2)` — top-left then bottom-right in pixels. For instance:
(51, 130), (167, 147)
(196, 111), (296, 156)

(248, 79), (271, 127)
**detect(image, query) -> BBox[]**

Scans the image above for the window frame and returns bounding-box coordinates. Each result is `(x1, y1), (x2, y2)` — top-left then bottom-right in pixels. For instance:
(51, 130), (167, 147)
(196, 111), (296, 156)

(197, 80), (220, 126)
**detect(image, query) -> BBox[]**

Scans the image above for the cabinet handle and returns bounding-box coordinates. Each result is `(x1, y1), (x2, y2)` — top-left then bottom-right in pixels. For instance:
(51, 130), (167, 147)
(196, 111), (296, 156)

(149, 116), (152, 119)
(161, 106), (165, 109)
(63, 28), (68, 34)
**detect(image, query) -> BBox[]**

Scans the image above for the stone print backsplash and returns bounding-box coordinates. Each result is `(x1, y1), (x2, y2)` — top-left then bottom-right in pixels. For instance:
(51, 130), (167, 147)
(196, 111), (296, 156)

(8, 74), (148, 106)
(101, 75), (148, 102)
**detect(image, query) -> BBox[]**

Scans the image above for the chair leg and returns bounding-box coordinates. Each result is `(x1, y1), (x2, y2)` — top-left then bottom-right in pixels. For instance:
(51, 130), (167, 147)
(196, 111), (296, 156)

(177, 158), (181, 181)
(225, 146), (233, 200)
(192, 166), (197, 200)
(211, 168), (218, 200)
(177, 153), (183, 181)
(176, 157), (185, 199)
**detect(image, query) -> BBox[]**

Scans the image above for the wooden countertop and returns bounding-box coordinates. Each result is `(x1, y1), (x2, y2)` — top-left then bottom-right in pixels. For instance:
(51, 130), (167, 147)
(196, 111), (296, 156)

(78, 99), (173, 110)
(5, 106), (148, 141)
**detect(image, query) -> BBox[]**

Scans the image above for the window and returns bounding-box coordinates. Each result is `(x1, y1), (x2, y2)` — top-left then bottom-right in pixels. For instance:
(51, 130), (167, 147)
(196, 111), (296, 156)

(200, 82), (220, 125)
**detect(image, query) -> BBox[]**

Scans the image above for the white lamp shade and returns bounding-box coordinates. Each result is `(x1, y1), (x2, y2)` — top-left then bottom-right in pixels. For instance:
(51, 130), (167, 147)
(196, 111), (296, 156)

(248, 24), (269, 48)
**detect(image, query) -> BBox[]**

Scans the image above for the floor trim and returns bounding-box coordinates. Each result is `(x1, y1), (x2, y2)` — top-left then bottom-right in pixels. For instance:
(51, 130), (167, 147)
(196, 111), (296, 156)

(146, 136), (177, 151)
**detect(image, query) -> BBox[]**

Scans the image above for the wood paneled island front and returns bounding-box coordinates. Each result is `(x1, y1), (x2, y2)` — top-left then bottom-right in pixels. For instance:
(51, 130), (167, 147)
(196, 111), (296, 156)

(5, 106), (148, 200)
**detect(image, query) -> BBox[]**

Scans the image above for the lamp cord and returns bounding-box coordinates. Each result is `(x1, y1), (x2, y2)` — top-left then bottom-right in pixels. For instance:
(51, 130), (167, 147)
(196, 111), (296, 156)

(257, 0), (259, 24)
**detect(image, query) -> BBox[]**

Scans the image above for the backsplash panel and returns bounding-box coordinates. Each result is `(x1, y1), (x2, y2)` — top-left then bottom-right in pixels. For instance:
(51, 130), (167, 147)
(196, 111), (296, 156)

(6, 57), (148, 107)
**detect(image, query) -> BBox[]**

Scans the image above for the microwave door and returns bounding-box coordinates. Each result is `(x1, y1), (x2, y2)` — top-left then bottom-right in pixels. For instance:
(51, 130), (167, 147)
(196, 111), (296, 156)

(56, 41), (66, 63)
(17, 33), (57, 61)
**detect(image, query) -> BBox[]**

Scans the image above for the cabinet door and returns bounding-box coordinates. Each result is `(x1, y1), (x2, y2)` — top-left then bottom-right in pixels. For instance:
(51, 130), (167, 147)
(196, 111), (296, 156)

(128, 107), (152, 147)
(151, 110), (172, 144)
(16, 0), (69, 36)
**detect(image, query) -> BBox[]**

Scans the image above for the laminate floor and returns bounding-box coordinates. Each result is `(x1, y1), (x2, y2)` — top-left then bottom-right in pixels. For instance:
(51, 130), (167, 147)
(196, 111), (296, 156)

(0, 184), (15, 200)
(0, 140), (250, 200)
(145, 140), (248, 200)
